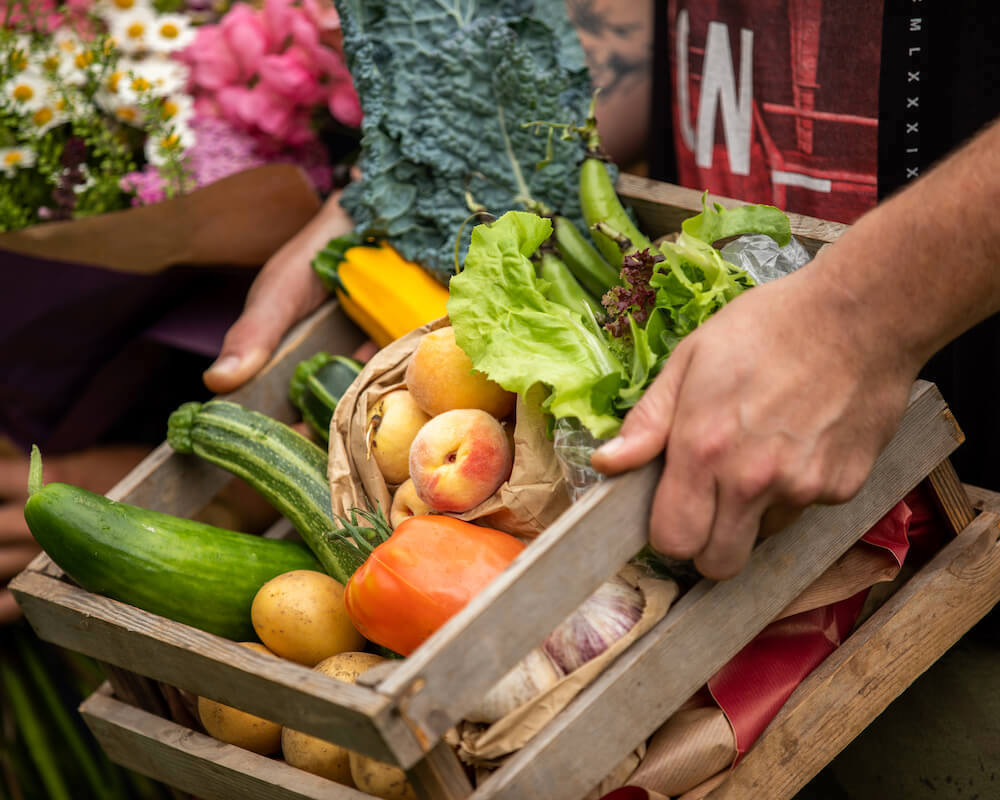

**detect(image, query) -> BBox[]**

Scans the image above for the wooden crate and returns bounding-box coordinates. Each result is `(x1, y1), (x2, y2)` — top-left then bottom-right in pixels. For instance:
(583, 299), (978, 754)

(76, 495), (1000, 800)
(10, 177), (993, 800)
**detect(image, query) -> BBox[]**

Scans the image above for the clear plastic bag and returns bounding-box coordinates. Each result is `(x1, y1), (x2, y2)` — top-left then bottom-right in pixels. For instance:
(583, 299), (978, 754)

(720, 233), (811, 284)
(552, 418), (701, 586)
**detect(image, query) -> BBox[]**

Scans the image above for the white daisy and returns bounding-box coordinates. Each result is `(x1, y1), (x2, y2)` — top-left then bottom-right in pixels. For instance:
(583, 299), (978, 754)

(144, 120), (195, 166)
(148, 14), (196, 53)
(158, 92), (195, 126)
(0, 146), (37, 175)
(25, 91), (70, 136)
(1, 68), (52, 113)
(96, 0), (153, 22)
(36, 37), (86, 85)
(108, 7), (159, 54)
(122, 55), (189, 96)
(6, 35), (34, 74)
(94, 87), (145, 126)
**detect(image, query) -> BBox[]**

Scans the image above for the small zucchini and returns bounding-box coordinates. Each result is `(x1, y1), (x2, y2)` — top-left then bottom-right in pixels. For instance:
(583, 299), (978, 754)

(289, 353), (363, 443)
(23, 448), (320, 641)
(167, 400), (366, 585)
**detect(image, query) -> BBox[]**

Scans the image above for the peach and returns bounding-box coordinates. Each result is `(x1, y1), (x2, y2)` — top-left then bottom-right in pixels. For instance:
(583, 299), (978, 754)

(405, 327), (515, 419)
(408, 409), (514, 513)
(389, 478), (433, 528)
(366, 389), (431, 485)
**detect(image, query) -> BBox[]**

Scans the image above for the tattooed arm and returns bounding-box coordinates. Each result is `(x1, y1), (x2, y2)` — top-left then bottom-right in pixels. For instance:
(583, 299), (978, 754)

(569, 0), (654, 168)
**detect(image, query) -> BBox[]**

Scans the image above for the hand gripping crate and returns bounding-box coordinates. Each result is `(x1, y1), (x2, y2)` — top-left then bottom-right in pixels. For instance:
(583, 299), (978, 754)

(12, 177), (1000, 800)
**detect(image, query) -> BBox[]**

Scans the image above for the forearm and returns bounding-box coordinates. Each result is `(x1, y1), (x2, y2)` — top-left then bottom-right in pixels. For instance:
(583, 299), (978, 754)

(809, 118), (1000, 377)
(568, 0), (654, 167)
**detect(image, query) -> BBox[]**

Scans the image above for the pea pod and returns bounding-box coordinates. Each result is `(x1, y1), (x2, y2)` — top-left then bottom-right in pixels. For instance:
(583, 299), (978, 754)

(579, 156), (655, 267)
(577, 105), (656, 267)
(538, 252), (603, 320)
(552, 214), (620, 296)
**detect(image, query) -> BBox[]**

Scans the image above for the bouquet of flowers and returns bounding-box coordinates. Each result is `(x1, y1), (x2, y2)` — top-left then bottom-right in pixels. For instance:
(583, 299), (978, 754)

(0, 0), (361, 233)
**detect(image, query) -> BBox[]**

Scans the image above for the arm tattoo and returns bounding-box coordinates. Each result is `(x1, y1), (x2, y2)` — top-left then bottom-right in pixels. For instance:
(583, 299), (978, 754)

(567, 0), (652, 98)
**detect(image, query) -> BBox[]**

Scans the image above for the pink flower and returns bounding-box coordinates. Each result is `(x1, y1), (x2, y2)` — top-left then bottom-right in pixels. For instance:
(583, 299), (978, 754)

(261, 0), (296, 47)
(182, 26), (242, 91)
(179, 0), (362, 149)
(258, 50), (322, 106)
(301, 0), (341, 35)
(219, 2), (273, 79)
(329, 80), (363, 128)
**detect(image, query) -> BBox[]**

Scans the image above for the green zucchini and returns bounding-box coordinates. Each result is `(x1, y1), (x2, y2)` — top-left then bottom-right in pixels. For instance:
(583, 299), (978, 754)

(22, 448), (320, 641)
(289, 353), (363, 443)
(167, 400), (365, 584)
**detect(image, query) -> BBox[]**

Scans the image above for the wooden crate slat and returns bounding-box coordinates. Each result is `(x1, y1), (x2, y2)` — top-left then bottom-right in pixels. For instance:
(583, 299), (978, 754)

(10, 570), (424, 766)
(470, 381), (960, 800)
(373, 457), (662, 761)
(79, 684), (372, 800)
(108, 298), (365, 516)
(706, 509), (1000, 800)
(925, 457), (977, 534)
(615, 173), (848, 255)
(407, 742), (474, 800)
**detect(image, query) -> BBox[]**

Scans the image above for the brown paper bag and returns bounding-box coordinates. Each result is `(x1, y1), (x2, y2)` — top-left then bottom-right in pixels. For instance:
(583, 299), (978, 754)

(456, 566), (678, 766)
(0, 164), (320, 273)
(625, 705), (735, 797)
(328, 317), (571, 536)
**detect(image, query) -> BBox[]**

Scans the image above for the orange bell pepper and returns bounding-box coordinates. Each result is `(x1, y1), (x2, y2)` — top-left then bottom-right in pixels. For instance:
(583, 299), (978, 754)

(343, 516), (525, 656)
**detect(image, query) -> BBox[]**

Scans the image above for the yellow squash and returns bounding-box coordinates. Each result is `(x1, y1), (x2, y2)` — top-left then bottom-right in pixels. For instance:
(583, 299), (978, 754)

(335, 243), (449, 347)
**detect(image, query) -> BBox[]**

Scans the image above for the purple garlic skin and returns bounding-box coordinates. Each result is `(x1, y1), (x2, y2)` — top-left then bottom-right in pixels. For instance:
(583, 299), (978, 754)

(543, 579), (644, 674)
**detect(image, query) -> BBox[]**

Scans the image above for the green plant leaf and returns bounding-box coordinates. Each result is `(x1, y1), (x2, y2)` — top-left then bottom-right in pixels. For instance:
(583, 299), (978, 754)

(335, 0), (594, 281)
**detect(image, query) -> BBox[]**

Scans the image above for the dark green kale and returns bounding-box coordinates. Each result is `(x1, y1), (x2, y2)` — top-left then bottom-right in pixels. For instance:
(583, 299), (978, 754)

(335, 0), (594, 282)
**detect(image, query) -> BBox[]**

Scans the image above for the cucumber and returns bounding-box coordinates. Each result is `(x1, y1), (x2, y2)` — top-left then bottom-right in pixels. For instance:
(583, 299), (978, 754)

(167, 400), (366, 585)
(23, 448), (320, 641)
(289, 353), (363, 443)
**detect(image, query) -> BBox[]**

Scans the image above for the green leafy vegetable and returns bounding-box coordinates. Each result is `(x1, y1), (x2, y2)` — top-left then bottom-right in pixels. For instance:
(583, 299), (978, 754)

(448, 211), (626, 438)
(449, 198), (794, 437)
(680, 192), (791, 248)
(335, 0), (594, 281)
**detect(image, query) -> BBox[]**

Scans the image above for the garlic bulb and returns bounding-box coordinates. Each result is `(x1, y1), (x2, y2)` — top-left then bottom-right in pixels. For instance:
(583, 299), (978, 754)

(464, 647), (564, 724)
(543, 578), (644, 674)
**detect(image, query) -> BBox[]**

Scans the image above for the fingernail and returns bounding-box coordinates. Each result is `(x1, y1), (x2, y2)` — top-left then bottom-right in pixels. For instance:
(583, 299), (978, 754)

(595, 436), (625, 458)
(206, 355), (240, 376)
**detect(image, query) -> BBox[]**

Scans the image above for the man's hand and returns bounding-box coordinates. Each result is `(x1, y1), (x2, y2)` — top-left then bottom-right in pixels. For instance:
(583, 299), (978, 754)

(1, 445), (149, 624)
(203, 190), (355, 394)
(591, 264), (917, 580)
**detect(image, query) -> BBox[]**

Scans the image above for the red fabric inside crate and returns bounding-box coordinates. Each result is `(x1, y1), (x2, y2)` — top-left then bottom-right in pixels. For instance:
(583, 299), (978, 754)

(601, 483), (947, 799)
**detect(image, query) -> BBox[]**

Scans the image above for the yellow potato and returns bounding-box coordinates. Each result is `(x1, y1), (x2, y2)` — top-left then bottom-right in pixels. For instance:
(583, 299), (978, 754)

(197, 642), (282, 754)
(281, 652), (386, 785)
(251, 569), (365, 666)
(349, 751), (418, 800)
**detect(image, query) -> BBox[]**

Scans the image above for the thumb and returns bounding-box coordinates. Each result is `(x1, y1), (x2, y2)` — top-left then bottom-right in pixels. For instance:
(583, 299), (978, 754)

(590, 340), (693, 474)
(204, 192), (355, 394)
(203, 257), (328, 394)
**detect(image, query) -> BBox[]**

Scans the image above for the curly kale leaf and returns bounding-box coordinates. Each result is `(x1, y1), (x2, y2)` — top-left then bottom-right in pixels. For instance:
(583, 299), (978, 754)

(335, 0), (593, 282)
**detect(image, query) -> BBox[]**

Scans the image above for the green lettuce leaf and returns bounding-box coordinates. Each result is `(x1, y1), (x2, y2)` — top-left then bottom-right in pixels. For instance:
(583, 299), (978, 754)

(680, 193), (792, 248)
(447, 211), (626, 438)
(335, 0), (593, 282)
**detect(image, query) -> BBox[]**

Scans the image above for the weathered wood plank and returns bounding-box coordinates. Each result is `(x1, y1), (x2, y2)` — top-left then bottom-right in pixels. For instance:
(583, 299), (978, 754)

(469, 381), (960, 800)
(706, 509), (1000, 800)
(963, 483), (1000, 514)
(80, 684), (371, 800)
(10, 570), (423, 766)
(107, 298), (365, 517)
(924, 457), (976, 535)
(616, 173), (848, 254)
(374, 457), (662, 761)
(407, 742), (473, 800)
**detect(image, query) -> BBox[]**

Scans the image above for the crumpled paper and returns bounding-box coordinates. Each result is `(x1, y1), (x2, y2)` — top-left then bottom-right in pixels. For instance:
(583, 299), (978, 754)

(327, 317), (571, 537)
